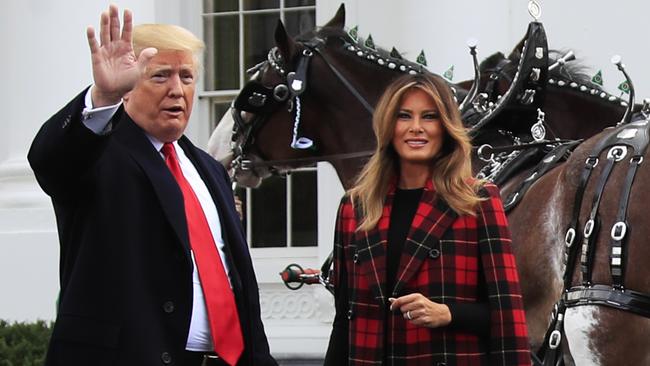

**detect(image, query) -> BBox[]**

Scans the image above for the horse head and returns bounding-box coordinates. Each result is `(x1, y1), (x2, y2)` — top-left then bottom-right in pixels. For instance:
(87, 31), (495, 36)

(208, 4), (460, 188)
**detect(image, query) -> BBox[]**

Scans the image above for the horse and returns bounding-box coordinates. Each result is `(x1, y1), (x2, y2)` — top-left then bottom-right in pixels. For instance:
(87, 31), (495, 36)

(207, 5), (647, 364)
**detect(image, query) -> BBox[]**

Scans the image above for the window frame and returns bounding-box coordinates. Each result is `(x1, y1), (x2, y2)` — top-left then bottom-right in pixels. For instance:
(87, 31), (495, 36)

(199, 0), (318, 250)
(242, 166), (318, 248)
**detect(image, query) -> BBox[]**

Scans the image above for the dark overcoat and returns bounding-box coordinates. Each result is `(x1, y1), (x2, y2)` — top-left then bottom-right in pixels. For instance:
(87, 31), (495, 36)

(28, 90), (276, 366)
(333, 180), (531, 365)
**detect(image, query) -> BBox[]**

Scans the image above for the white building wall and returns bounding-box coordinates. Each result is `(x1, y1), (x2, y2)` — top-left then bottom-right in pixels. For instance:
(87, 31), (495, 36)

(2, 0), (650, 361)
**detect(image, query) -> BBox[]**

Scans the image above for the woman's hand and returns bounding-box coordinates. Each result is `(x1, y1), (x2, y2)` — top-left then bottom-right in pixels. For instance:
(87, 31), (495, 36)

(389, 293), (452, 328)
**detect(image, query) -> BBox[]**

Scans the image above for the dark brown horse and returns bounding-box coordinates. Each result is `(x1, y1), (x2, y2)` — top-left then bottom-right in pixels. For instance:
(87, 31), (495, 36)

(208, 5), (649, 365)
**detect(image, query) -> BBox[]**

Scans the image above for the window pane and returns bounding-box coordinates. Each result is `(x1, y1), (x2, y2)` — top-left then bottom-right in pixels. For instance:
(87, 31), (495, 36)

(283, 9), (315, 37)
(291, 171), (317, 247)
(203, 0), (238, 12)
(251, 176), (287, 247)
(211, 101), (232, 131)
(243, 0), (279, 10)
(285, 0), (315, 7)
(204, 15), (240, 90)
(243, 12), (279, 71)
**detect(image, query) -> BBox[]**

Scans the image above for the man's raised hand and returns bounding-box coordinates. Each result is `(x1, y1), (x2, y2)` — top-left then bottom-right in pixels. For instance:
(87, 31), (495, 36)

(86, 5), (157, 107)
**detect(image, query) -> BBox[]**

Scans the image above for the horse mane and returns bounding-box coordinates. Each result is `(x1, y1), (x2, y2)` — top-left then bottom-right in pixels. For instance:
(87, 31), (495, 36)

(548, 50), (598, 88)
(488, 48), (604, 91)
(296, 26), (426, 72)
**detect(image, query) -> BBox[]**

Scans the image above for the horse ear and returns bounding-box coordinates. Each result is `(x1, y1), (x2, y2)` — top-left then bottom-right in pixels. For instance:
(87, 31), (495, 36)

(323, 3), (345, 29)
(274, 19), (296, 60)
(507, 36), (525, 61)
(479, 52), (506, 70)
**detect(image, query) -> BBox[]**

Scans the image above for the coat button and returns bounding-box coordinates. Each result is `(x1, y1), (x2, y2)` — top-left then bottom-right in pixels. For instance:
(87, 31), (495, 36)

(347, 309), (354, 320)
(161, 352), (172, 364)
(163, 301), (175, 313)
(429, 248), (441, 259)
(61, 115), (71, 129)
(353, 253), (359, 263)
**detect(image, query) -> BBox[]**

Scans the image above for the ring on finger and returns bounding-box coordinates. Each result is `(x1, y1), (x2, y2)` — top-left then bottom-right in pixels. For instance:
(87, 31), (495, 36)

(406, 310), (412, 320)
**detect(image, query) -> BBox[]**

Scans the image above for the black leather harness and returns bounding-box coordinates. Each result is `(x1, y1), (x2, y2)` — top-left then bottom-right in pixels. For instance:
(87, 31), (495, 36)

(502, 140), (581, 212)
(537, 117), (650, 366)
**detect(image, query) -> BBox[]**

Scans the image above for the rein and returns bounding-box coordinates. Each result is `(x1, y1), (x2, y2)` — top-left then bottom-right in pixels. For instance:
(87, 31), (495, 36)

(475, 139), (574, 161)
(238, 150), (374, 169)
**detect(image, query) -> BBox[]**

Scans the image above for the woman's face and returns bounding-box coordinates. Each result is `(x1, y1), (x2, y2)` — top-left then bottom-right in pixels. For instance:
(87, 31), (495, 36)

(391, 88), (445, 169)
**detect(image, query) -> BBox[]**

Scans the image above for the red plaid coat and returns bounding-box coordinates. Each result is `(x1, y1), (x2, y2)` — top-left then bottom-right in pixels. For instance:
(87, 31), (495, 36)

(332, 180), (530, 365)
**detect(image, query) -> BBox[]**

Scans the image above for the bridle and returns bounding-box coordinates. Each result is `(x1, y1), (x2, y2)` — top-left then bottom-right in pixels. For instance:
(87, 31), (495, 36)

(228, 36), (378, 181)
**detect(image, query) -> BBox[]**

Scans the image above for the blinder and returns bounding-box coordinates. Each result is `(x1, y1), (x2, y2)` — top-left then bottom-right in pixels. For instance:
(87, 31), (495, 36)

(234, 81), (288, 115)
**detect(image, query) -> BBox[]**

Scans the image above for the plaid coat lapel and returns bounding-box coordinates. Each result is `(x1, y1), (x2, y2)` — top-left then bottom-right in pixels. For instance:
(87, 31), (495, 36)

(354, 198), (392, 304)
(392, 180), (458, 297)
(353, 180), (458, 303)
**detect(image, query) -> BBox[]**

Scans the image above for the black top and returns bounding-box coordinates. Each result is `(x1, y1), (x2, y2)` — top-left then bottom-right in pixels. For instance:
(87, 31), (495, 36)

(324, 188), (490, 366)
(386, 188), (424, 293)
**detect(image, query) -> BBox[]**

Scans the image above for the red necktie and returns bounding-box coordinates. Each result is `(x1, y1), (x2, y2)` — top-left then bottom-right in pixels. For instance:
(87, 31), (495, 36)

(162, 143), (244, 366)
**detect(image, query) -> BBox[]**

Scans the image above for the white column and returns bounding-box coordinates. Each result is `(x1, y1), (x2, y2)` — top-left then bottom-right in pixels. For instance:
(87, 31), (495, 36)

(0, 0), (154, 322)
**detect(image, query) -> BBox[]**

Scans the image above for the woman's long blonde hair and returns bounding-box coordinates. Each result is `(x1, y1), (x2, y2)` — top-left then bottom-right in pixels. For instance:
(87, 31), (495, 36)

(349, 73), (483, 231)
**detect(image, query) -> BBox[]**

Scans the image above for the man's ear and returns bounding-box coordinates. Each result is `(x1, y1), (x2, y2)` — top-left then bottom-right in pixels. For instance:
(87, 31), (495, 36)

(123, 91), (131, 104)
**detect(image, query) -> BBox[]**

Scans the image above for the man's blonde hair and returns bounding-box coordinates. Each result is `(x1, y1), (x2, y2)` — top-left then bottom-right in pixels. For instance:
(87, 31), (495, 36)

(133, 24), (205, 69)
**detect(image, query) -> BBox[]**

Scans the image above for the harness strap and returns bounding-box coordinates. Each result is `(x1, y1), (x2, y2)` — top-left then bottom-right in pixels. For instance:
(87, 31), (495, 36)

(312, 46), (375, 114)
(503, 141), (580, 211)
(565, 284), (650, 318)
(476, 139), (575, 158)
(580, 152), (617, 284)
(484, 58), (513, 102)
(610, 154), (642, 287)
(537, 141), (614, 366)
(536, 148), (598, 365)
(240, 150), (374, 170)
(540, 302), (566, 366)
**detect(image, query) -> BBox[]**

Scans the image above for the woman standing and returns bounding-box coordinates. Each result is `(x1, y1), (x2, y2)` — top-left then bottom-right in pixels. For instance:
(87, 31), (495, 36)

(324, 73), (531, 365)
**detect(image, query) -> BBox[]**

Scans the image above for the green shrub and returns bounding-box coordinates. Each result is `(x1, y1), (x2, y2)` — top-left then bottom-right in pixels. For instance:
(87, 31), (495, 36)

(0, 320), (52, 366)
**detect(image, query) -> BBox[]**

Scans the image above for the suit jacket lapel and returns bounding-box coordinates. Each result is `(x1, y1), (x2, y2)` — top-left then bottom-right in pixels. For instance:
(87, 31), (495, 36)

(392, 180), (458, 296)
(113, 114), (191, 256)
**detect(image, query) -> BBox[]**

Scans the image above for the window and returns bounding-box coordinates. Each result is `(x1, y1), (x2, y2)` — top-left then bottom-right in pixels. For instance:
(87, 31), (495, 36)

(202, 1), (317, 248)
(202, 0), (316, 130)
(236, 167), (317, 248)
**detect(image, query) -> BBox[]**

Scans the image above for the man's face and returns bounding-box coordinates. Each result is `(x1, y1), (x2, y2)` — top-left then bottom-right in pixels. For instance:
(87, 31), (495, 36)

(124, 50), (196, 142)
